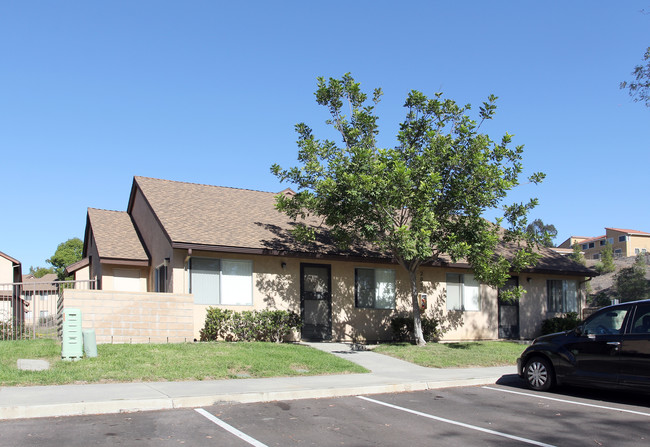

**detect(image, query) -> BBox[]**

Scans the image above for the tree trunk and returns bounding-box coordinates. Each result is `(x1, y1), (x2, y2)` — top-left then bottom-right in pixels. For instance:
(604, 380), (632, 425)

(409, 269), (426, 346)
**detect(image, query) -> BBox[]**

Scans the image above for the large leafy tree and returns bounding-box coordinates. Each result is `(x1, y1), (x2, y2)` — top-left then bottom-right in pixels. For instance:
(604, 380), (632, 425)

(47, 237), (83, 280)
(525, 219), (558, 247)
(272, 74), (544, 345)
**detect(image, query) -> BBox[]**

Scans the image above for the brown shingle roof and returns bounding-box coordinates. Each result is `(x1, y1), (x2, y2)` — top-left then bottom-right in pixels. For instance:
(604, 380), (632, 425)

(132, 176), (359, 256)
(88, 208), (149, 262)
(130, 176), (595, 276)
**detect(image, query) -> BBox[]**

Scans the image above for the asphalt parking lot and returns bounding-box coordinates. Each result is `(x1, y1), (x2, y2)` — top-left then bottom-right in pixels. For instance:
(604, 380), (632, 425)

(2, 380), (649, 446)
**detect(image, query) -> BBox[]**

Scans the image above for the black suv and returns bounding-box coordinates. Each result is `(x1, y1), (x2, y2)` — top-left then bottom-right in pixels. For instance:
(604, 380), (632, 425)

(518, 299), (650, 392)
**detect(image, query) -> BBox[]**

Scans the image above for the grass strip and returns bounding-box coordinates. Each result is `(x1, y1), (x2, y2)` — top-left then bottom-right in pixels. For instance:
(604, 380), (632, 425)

(373, 341), (524, 368)
(0, 339), (367, 386)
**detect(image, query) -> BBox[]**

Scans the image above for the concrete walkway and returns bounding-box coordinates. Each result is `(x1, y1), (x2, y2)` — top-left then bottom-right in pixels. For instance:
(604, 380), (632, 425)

(0, 343), (516, 420)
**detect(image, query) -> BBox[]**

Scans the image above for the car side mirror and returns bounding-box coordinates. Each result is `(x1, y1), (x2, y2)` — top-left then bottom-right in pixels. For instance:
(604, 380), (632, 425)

(574, 325), (584, 336)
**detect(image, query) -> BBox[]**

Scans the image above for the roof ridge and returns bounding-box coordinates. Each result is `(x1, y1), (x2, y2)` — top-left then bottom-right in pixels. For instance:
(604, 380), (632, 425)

(606, 227), (650, 235)
(134, 176), (279, 195)
(88, 207), (128, 214)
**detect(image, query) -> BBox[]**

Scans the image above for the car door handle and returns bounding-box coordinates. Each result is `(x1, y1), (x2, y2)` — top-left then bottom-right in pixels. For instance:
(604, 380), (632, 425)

(607, 341), (621, 348)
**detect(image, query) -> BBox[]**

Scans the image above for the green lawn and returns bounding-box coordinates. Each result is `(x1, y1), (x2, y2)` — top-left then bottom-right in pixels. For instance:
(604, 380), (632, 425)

(373, 341), (525, 368)
(0, 339), (368, 386)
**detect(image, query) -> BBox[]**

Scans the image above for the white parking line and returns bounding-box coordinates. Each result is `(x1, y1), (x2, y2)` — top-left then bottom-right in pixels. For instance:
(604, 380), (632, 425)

(482, 386), (650, 417)
(357, 396), (556, 447)
(195, 408), (269, 447)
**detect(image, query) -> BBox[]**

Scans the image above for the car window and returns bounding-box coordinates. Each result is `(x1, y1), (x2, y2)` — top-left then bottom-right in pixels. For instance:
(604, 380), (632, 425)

(630, 304), (650, 334)
(583, 306), (630, 335)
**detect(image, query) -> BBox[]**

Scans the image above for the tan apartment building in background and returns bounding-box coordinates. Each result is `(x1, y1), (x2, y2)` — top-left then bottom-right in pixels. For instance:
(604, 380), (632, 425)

(558, 228), (650, 260)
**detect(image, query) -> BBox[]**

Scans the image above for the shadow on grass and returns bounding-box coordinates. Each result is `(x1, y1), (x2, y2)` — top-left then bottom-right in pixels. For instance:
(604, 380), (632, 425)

(445, 343), (477, 350)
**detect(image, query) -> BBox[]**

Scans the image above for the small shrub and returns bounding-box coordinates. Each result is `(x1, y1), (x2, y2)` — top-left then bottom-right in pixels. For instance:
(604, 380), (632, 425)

(541, 312), (582, 335)
(200, 308), (301, 342)
(199, 308), (234, 341)
(390, 315), (440, 343)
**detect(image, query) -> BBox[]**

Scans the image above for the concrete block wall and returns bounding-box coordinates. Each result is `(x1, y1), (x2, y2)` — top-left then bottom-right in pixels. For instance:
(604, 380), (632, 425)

(63, 289), (194, 343)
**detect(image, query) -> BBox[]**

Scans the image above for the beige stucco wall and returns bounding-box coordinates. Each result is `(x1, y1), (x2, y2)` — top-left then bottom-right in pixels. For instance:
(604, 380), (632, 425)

(99, 265), (148, 292)
(73, 265), (90, 283)
(170, 250), (411, 342)
(624, 234), (650, 257)
(0, 256), (14, 284)
(85, 241), (589, 343)
(63, 289), (194, 344)
(419, 267), (500, 341)
(167, 250), (589, 342)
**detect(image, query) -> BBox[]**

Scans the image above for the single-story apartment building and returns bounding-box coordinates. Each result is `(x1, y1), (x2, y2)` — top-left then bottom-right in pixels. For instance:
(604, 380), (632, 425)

(66, 176), (596, 344)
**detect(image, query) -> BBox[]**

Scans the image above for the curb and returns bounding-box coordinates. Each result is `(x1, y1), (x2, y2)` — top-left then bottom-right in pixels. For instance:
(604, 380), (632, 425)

(0, 377), (502, 420)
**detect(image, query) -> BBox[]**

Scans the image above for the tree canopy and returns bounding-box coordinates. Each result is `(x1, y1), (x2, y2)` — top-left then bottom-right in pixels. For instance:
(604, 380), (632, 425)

(272, 74), (544, 345)
(620, 46), (650, 107)
(28, 266), (55, 278)
(47, 237), (83, 280)
(525, 219), (558, 247)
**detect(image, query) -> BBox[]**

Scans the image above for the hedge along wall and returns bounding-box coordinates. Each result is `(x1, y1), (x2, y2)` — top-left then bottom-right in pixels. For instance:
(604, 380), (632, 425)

(62, 289), (194, 343)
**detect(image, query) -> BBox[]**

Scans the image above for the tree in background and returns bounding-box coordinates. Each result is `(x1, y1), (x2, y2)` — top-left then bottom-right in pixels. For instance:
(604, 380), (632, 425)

(47, 238), (83, 280)
(620, 46), (650, 107)
(28, 266), (55, 278)
(272, 74), (544, 345)
(568, 243), (586, 266)
(595, 242), (616, 274)
(525, 219), (558, 247)
(615, 253), (649, 302)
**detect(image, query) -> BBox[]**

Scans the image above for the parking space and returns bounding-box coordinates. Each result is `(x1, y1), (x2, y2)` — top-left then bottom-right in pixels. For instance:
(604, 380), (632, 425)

(2, 384), (649, 446)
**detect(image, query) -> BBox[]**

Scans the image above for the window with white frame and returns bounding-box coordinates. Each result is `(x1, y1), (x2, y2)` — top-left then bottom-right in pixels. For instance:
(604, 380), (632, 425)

(188, 258), (253, 305)
(446, 273), (480, 311)
(619, 235), (628, 242)
(355, 268), (396, 309)
(547, 279), (578, 313)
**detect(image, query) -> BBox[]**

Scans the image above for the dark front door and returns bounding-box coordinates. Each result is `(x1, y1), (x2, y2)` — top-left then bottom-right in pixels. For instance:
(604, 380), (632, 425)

(300, 263), (332, 340)
(498, 277), (520, 339)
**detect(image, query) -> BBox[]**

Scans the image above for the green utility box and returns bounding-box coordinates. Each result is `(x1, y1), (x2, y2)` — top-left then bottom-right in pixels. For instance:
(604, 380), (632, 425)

(61, 308), (83, 361)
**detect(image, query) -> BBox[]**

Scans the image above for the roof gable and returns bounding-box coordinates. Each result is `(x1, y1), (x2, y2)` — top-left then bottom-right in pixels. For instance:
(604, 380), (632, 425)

(87, 208), (149, 262)
(132, 176), (345, 255)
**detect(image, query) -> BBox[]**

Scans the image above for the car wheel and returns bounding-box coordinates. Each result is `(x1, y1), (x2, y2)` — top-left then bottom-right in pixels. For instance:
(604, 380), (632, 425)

(524, 357), (555, 391)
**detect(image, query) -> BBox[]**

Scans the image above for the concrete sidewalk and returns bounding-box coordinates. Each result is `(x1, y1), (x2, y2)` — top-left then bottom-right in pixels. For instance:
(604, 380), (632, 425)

(0, 343), (516, 420)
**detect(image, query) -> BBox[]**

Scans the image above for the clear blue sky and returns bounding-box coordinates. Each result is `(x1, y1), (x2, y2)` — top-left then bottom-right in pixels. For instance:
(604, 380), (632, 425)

(1, 1), (648, 272)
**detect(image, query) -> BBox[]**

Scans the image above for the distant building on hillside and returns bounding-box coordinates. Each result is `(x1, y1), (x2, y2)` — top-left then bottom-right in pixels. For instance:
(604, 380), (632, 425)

(558, 228), (650, 260)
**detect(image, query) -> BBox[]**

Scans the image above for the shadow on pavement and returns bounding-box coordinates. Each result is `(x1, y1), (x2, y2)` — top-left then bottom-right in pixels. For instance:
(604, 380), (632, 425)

(495, 374), (650, 409)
